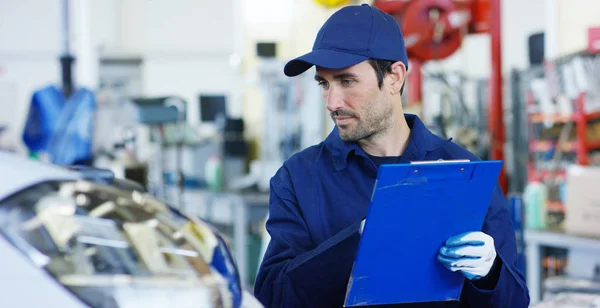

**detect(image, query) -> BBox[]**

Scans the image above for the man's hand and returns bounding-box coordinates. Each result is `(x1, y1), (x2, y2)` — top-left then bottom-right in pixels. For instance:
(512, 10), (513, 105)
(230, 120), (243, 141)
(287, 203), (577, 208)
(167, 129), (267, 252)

(437, 231), (497, 281)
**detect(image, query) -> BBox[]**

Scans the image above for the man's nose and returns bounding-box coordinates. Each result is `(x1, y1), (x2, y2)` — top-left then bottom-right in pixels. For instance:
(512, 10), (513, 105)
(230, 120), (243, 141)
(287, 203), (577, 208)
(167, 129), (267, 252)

(325, 86), (344, 112)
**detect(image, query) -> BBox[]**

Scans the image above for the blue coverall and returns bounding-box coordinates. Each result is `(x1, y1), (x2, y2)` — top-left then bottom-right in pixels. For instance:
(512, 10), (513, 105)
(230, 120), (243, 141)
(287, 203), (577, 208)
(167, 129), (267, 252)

(255, 114), (530, 307)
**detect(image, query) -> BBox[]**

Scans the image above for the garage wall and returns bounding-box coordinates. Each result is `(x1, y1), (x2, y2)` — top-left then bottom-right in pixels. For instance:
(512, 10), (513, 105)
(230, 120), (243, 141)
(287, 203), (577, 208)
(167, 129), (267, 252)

(95, 0), (243, 123)
(557, 0), (600, 57)
(0, 0), (62, 151)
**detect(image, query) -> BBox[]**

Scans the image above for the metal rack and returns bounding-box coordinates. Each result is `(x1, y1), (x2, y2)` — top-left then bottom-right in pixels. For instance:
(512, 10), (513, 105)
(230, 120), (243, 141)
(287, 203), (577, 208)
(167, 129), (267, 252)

(519, 50), (600, 305)
(525, 229), (600, 304)
(524, 51), (600, 216)
(527, 93), (600, 181)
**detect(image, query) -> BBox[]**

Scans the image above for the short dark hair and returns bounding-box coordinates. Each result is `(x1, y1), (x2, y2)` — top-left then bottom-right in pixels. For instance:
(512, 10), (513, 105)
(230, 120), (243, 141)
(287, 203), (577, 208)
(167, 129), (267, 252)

(368, 59), (405, 95)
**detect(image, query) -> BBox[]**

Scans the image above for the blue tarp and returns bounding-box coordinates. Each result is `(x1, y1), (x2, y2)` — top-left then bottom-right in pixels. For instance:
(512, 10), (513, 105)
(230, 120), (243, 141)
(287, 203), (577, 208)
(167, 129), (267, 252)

(23, 85), (96, 165)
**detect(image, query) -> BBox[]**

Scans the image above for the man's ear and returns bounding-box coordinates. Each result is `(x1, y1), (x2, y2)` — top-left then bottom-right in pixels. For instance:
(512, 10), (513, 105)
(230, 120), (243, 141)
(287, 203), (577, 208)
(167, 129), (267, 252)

(389, 61), (407, 94)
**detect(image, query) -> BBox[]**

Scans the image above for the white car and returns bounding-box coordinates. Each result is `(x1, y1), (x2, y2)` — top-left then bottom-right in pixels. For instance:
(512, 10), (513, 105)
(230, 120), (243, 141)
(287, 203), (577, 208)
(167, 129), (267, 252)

(0, 151), (262, 308)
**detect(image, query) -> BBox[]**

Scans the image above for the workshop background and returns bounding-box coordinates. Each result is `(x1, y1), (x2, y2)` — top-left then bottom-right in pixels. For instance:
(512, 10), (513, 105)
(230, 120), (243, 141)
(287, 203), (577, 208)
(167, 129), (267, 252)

(1, 0), (600, 306)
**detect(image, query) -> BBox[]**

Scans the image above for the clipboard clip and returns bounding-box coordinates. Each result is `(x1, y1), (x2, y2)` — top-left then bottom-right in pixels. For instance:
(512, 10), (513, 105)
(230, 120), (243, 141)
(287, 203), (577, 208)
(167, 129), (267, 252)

(407, 159), (474, 180)
(410, 159), (471, 165)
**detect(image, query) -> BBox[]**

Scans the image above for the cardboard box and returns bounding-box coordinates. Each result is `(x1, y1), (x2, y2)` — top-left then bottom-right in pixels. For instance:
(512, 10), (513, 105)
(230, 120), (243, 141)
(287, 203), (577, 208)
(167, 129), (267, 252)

(564, 165), (600, 238)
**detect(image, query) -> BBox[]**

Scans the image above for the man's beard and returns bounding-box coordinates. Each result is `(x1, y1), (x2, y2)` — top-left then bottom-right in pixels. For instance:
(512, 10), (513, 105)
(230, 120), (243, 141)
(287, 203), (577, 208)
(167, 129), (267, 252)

(338, 120), (374, 141)
(332, 104), (393, 142)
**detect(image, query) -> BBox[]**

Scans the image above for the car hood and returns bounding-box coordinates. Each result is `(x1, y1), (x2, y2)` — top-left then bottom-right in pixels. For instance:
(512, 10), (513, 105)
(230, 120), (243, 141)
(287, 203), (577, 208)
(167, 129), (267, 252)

(0, 151), (81, 201)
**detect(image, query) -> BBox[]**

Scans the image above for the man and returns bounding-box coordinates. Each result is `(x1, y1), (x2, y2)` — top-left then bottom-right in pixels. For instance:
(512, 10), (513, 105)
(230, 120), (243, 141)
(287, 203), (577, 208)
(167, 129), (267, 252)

(254, 4), (529, 308)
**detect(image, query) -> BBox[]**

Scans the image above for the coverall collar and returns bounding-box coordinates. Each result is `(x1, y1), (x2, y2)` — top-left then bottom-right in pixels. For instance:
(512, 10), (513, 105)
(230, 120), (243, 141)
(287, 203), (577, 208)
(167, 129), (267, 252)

(325, 114), (450, 171)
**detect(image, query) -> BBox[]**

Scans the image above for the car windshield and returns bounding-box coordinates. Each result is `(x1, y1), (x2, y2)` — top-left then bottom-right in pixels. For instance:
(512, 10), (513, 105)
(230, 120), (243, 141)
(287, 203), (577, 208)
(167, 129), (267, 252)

(0, 180), (240, 308)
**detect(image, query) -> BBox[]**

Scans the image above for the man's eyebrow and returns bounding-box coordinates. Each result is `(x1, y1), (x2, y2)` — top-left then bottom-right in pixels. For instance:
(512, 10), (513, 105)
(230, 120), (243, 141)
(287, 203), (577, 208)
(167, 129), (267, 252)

(332, 72), (357, 80)
(314, 72), (357, 81)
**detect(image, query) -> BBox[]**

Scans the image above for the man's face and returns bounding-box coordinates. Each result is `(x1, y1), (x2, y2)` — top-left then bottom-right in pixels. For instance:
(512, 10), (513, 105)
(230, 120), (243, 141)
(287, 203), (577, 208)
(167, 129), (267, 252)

(315, 61), (395, 142)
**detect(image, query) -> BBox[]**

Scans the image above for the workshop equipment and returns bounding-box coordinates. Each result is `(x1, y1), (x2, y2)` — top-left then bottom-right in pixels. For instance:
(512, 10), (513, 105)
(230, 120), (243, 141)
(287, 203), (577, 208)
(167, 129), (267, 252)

(373, 0), (490, 62)
(131, 96), (187, 208)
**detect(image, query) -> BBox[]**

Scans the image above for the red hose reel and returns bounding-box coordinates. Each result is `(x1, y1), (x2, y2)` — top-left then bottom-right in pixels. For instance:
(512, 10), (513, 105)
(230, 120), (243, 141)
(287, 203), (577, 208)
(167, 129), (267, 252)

(374, 0), (489, 62)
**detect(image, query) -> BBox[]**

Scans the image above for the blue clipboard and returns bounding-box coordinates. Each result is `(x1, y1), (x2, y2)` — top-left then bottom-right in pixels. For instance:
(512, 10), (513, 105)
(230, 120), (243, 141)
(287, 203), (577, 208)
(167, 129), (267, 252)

(344, 160), (502, 307)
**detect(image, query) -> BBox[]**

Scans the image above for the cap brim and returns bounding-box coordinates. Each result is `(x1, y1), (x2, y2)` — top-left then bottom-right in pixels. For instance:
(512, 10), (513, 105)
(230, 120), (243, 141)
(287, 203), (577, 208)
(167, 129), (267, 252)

(284, 49), (369, 77)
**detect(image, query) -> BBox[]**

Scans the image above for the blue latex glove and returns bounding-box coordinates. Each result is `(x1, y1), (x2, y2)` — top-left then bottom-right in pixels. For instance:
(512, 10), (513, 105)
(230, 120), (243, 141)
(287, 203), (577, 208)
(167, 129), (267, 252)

(437, 231), (497, 281)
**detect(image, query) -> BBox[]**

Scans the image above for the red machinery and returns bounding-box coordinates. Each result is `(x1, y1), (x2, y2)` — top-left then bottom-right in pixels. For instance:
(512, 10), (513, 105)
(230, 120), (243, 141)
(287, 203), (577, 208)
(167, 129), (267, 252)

(373, 0), (506, 192)
(374, 0), (491, 61)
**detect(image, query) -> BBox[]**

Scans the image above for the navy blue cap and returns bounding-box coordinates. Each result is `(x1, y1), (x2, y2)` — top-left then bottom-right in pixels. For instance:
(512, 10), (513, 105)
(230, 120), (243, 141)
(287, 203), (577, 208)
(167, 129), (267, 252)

(284, 4), (408, 77)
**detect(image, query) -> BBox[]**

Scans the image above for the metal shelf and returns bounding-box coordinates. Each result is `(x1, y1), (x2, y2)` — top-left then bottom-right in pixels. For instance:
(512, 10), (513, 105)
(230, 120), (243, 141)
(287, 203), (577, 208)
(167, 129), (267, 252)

(528, 110), (600, 124)
(528, 140), (600, 152)
(529, 113), (573, 123)
(525, 229), (600, 250)
(524, 229), (600, 304)
(529, 140), (577, 152)
(587, 139), (600, 151)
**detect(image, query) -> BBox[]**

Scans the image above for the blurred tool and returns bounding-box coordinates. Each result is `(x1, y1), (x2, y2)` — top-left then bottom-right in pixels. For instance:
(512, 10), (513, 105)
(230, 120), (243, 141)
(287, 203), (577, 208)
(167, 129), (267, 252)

(229, 54), (301, 193)
(543, 120), (574, 224)
(131, 96), (187, 208)
(424, 72), (482, 155)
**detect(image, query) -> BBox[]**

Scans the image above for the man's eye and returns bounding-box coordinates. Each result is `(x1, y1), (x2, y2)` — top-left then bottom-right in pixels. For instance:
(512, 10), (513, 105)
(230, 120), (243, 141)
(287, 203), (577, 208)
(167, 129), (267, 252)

(341, 79), (354, 86)
(318, 81), (329, 89)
